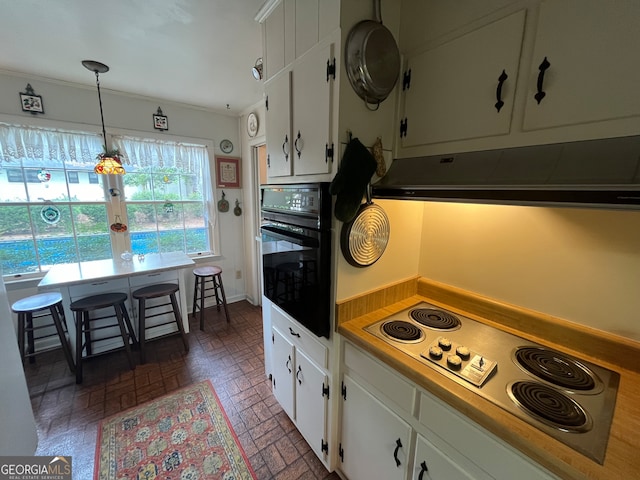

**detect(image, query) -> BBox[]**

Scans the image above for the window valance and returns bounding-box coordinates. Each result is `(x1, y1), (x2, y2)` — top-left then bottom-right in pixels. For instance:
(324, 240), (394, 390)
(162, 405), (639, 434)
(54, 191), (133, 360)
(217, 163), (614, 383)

(0, 123), (103, 168)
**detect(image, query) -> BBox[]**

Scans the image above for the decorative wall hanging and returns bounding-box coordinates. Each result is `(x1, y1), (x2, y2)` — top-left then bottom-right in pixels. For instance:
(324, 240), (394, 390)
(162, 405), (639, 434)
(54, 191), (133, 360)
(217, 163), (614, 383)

(163, 201), (174, 213)
(108, 188), (121, 197)
(220, 139), (233, 154)
(40, 204), (61, 225)
(82, 60), (126, 174)
(234, 199), (242, 216)
(217, 191), (229, 212)
(246, 112), (258, 137)
(110, 215), (128, 232)
(153, 107), (168, 131)
(215, 156), (241, 188)
(20, 84), (44, 114)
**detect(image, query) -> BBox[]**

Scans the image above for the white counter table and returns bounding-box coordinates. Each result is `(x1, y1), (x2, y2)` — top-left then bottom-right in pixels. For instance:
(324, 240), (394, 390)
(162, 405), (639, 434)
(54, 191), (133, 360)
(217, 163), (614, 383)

(39, 252), (195, 356)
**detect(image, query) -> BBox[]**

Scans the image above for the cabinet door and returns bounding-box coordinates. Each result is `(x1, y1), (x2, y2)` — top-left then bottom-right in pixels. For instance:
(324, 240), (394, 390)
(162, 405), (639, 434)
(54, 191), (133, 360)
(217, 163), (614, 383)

(295, 348), (328, 460)
(523, 0), (640, 130)
(292, 42), (334, 175)
(264, 1), (285, 79)
(340, 374), (412, 480)
(401, 10), (525, 147)
(264, 0), (295, 80)
(412, 434), (476, 480)
(265, 70), (293, 178)
(271, 327), (295, 419)
(295, 0), (319, 58)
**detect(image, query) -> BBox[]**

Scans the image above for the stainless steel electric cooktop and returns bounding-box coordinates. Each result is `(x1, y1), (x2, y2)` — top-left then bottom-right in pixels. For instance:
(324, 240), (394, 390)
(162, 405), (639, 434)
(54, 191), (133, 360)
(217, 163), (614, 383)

(364, 302), (619, 464)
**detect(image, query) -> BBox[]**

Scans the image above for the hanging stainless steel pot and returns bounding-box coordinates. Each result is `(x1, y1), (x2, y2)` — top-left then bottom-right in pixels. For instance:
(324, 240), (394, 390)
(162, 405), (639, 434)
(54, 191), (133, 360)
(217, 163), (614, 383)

(345, 0), (400, 110)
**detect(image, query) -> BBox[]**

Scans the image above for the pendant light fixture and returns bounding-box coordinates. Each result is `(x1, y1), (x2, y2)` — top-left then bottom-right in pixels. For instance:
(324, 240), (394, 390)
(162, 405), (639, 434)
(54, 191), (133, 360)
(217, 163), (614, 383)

(82, 60), (125, 175)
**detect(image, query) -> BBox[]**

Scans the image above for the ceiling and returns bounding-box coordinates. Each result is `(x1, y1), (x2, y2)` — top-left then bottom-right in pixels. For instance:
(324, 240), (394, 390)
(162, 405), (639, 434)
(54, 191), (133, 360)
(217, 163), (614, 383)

(0, 0), (266, 115)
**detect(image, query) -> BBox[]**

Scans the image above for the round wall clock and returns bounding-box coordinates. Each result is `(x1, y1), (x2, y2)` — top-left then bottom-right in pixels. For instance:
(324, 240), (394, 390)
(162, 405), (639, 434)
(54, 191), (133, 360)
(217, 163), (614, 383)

(220, 139), (233, 153)
(247, 112), (258, 137)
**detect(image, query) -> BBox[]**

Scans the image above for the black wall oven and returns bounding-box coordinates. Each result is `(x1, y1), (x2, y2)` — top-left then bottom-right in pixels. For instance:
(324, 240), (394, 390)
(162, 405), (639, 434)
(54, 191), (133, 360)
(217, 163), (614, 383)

(261, 183), (332, 338)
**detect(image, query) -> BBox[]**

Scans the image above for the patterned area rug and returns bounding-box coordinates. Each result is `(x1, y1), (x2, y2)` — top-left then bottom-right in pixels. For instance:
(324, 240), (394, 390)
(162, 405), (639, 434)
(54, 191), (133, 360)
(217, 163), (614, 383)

(94, 380), (256, 480)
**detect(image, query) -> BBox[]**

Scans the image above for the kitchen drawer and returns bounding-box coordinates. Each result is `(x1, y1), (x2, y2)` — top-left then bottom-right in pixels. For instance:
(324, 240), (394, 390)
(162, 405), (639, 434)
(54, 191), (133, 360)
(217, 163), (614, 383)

(344, 342), (416, 416)
(418, 391), (557, 479)
(68, 278), (130, 300)
(271, 304), (328, 369)
(129, 270), (178, 288)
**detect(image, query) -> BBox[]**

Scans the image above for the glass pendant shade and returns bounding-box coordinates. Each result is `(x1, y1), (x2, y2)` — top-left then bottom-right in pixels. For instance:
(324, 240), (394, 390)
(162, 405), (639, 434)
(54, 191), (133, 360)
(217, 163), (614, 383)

(94, 156), (125, 175)
(83, 60), (126, 175)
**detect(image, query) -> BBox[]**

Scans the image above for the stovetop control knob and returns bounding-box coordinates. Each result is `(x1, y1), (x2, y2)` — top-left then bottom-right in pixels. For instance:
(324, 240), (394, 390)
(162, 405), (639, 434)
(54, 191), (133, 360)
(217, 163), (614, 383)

(447, 354), (462, 369)
(438, 337), (452, 350)
(429, 345), (443, 359)
(456, 346), (470, 360)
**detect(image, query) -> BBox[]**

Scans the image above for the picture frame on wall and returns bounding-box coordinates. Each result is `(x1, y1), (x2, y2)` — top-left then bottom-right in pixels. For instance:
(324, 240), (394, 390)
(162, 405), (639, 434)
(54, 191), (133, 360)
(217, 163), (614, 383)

(153, 107), (168, 131)
(20, 84), (44, 114)
(215, 156), (241, 188)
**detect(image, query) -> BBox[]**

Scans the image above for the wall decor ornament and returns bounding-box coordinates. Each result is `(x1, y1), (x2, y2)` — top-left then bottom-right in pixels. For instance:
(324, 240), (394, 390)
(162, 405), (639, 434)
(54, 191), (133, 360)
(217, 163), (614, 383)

(246, 112), (258, 137)
(153, 107), (168, 131)
(217, 191), (229, 212)
(20, 84), (44, 114)
(215, 156), (241, 188)
(234, 199), (242, 216)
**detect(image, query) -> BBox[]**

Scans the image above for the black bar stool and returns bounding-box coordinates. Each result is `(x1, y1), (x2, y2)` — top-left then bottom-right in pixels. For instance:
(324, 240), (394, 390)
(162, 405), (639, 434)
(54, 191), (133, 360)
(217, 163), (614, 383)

(11, 292), (75, 372)
(132, 283), (189, 364)
(192, 266), (230, 331)
(70, 292), (137, 384)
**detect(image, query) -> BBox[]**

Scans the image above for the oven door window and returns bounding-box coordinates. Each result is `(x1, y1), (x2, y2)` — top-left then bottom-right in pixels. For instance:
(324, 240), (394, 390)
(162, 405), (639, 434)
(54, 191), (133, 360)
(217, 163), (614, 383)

(261, 224), (329, 338)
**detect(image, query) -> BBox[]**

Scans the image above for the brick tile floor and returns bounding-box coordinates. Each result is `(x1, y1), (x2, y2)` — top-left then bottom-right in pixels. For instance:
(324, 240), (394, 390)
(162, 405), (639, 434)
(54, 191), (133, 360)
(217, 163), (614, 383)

(23, 300), (341, 480)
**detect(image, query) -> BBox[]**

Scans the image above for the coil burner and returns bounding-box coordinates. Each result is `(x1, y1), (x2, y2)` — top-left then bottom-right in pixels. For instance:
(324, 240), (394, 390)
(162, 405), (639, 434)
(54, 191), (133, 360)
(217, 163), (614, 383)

(410, 308), (461, 330)
(381, 320), (424, 343)
(508, 381), (593, 433)
(514, 346), (601, 393)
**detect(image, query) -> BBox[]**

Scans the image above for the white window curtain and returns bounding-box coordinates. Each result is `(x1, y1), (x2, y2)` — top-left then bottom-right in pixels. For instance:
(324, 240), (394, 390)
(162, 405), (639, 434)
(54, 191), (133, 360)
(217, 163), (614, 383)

(0, 123), (102, 167)
(112, 135), (216, 232)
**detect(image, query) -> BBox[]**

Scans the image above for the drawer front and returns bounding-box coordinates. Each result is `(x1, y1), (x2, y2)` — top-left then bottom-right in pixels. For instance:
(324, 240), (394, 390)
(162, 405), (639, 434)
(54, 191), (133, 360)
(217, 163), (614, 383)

(419, 391), (556, 479)
(68, 278), (130, 300)
(129, 270), (178, 288)
(344, 342), (416, 415)
(271, 304), (328, 369)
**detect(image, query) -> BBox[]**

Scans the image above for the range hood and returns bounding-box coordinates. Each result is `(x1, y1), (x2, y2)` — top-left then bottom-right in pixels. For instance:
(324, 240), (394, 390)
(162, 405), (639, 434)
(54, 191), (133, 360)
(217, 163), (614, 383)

(372, 135), (640, 209)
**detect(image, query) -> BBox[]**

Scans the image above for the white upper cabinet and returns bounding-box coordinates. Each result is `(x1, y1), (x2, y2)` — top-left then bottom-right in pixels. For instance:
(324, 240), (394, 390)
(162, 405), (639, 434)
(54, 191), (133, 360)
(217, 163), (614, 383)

(522, 0), (640, 131)
(291, 42), (335, 176)
(262, 0), (339, 81)
(265, 70), (293, 177)
(400, 10), (526, 148)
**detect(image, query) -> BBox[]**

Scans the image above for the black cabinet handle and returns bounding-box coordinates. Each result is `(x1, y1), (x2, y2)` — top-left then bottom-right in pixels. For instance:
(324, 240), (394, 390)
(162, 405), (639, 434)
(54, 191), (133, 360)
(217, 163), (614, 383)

(534, 57), (550, 104)
(296, 365), (302, 385)
(286, 355), (292, 373)
(289, 327), (301, 338)
(294, 131), (302, 158)
(418, 461), (429, 480)
(495, 69), (508, 112)
(282, 134), (289, 161)
(393, 438), (402, 467)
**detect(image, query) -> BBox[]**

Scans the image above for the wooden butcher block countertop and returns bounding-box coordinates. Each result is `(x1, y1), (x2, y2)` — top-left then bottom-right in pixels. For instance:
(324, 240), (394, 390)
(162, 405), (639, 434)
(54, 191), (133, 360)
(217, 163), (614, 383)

(336, 277), (640, 480)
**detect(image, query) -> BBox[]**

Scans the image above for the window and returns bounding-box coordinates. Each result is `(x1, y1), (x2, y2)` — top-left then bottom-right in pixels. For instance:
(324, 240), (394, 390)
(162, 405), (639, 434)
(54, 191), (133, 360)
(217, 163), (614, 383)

(111, 136), (213, 257)
(0, 124), (214, 277)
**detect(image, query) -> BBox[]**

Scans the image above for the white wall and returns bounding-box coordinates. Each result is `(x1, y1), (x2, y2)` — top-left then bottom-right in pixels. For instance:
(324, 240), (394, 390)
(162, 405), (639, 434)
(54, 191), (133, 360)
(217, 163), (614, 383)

(417, 201), (640, 341)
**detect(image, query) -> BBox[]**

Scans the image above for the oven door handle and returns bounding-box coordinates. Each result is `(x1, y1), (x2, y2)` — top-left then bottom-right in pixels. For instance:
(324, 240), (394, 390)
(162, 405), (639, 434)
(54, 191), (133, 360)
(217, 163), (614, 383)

(261, 225), (319, 248)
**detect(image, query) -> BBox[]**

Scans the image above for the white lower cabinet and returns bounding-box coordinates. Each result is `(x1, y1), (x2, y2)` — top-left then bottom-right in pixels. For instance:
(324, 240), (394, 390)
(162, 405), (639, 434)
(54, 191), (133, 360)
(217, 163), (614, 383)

(412, 434), (478, 480)
(270, 305), (330, 466)
(339, 373), (412, 480)
(339, 341), (557, 480)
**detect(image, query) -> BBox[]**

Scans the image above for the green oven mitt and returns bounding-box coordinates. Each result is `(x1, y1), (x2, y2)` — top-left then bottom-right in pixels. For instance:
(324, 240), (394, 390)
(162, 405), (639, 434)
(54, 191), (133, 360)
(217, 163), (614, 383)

(330, 138), (377, 222)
